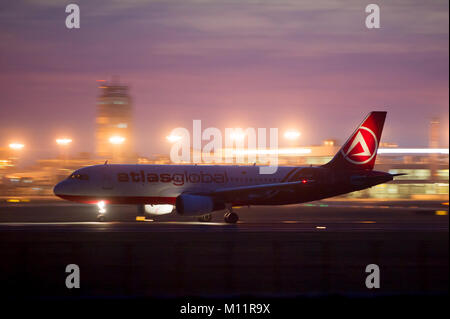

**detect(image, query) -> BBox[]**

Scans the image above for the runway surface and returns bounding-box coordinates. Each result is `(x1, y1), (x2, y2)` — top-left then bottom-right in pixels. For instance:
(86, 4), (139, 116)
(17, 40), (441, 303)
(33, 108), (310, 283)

(0, 200), (448, 299)
(0, 200), (447, 232)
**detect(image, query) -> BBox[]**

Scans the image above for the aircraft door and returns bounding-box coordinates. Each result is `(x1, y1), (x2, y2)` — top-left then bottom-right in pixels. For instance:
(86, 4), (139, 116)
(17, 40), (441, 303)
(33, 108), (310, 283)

(102, 165), (114, 190)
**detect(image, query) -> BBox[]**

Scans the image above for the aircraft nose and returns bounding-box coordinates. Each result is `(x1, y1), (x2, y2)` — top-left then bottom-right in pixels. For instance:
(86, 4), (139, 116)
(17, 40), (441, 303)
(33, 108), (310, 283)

(53, 180), (66, 197)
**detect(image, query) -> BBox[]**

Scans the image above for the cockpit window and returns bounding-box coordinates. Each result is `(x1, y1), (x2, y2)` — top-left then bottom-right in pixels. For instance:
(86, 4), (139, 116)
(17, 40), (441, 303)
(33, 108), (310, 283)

(68, 173), (89, 180)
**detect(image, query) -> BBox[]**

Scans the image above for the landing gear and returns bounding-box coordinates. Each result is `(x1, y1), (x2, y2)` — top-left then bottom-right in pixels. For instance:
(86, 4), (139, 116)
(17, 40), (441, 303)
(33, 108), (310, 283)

(224, 210), (239, 224)
(97, 214), (106, 222)
(198, 214), (212, 222)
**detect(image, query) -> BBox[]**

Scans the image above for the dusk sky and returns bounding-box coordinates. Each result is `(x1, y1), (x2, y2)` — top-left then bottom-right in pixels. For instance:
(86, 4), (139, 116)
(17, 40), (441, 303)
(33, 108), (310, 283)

(0, 0), (448, 162)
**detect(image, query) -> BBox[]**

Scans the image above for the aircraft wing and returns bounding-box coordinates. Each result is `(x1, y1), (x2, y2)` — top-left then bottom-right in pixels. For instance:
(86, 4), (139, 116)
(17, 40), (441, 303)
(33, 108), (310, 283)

(206, 180), (314, 202)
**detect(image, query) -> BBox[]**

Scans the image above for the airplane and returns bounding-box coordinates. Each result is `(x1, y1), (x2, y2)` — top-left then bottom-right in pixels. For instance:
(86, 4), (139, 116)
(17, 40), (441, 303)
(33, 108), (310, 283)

(54, 111), (403, 223)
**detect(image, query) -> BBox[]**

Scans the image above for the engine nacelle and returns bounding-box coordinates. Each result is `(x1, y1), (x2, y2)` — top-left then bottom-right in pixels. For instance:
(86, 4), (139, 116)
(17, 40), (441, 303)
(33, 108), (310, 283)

(176, 194), (215, 216)
(144, 204), (174, 215)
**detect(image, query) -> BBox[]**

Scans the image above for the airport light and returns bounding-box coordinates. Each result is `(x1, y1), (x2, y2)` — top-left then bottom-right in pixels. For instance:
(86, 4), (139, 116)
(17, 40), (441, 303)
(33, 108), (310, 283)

(56, 138), (72, 166)
(56, 138), (72, 146)
(284, 130), (301, 140)
(109, 136), (125, 145)
(9, 143), (24, 150)
(166, 134), (183, 143)
(229, 131), (246, 141)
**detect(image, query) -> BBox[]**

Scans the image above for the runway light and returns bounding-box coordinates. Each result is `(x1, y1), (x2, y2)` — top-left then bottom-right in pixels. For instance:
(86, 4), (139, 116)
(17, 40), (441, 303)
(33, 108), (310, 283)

(316, 226), (327, 230)
(97, 200), (106, 214)
(166, 135), (183, 143)
(435, 210), (448, 216)
(284, 130), (301, 140)
(56, 138), (72, 146)
(9, 143), (24, 150)
(109, 136), (125, 145)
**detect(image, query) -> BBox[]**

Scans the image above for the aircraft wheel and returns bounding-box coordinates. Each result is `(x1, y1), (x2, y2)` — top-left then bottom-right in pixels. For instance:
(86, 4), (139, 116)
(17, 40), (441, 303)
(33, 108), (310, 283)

(97, 214), (106, 222)
(198, 214), (212, 222)
(224, 212), (239, 224)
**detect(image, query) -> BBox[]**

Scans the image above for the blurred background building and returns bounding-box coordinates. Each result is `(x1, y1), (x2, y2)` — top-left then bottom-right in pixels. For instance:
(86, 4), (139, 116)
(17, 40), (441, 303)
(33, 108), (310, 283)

(95, 79), (135, 163)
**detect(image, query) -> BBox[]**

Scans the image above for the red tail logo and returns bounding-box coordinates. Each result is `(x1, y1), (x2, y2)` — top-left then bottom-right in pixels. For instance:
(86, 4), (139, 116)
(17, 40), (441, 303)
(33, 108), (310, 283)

(323, 111), (386, 171)
(341, 126), (378, 165)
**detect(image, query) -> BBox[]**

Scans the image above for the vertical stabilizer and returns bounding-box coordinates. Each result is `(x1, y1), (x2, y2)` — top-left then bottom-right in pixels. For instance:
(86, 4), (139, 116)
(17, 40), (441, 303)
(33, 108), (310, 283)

(323, 111), (387, 170)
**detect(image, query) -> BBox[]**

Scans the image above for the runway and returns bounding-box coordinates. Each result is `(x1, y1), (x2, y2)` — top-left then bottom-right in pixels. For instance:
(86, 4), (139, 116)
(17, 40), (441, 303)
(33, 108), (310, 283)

(0, 200), (447, 232)
(0, 220), (448, 232)
(0, 200), (448, 299)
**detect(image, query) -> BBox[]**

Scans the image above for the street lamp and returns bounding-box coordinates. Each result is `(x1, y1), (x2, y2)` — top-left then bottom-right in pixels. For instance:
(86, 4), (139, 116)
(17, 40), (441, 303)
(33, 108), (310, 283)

(56, 138), (72, 167)
(229, 131), (246, 142)
(8, 143), (24, 168)
(109, 136), (125, 162)
(166, 134), (183, 143)
(109, 136), (125, 145)
(283, 130), (301, 140)
(9, 143), (24, 150)
(56, 138), (72, 146)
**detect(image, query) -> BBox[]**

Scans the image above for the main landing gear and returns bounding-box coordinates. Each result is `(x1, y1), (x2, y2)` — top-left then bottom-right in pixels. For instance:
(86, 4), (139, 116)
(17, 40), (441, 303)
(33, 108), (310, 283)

(197, 207), (239, 224)
(224, 208), (239, 224)
(198, 214), (212, 222)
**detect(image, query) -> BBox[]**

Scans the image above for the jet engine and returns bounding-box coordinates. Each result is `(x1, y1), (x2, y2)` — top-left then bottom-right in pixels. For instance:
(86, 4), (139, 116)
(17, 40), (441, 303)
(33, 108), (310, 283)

(176, 194), (216, 216)
(144, 204), (174, 215)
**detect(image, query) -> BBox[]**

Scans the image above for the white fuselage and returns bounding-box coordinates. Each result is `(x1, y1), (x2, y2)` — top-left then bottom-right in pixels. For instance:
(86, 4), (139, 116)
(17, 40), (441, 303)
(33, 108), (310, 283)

(54, 164), (306, 205)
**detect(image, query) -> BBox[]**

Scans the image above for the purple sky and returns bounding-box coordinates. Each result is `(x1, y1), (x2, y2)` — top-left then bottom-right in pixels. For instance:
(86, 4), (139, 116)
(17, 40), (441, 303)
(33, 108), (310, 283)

(0, 0), (448, 162)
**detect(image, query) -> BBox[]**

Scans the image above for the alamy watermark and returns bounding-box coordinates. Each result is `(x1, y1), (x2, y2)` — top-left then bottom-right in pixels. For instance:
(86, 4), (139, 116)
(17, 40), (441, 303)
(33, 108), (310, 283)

(65, 4), (80, 29)
(64, 4), (380, 30)
(365, 4), (380, 29)
(168, 120), (279, 174)
(365, 264), (380, 289)
(65, 264), (80, 289)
